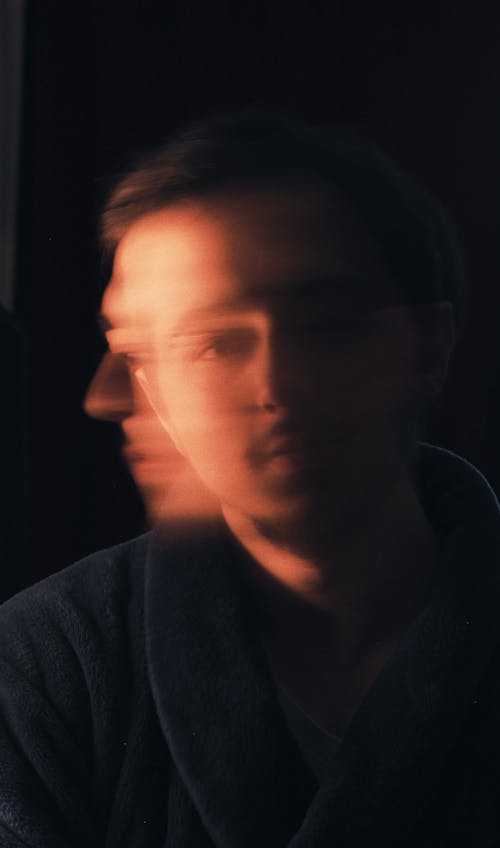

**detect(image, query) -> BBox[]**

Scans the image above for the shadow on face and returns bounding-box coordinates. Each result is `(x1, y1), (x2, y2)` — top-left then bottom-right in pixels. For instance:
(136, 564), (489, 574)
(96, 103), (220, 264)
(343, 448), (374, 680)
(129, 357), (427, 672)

(85, 182), (454, 532)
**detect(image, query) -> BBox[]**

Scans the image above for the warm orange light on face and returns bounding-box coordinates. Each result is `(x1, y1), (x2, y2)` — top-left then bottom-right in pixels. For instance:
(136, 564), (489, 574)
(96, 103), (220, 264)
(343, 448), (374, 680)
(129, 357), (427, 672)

(85, 186), (454, 532)
(85, 276), (222, 525)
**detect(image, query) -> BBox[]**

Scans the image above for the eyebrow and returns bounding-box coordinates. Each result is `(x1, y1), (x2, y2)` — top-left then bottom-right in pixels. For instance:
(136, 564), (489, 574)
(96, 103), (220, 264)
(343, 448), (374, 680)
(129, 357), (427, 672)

(98, 274), (392, 339)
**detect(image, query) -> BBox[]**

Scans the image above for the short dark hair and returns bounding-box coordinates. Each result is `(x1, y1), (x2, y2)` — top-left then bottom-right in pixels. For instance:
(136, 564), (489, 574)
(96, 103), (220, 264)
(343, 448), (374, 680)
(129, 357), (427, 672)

(101, 111), (466, 326)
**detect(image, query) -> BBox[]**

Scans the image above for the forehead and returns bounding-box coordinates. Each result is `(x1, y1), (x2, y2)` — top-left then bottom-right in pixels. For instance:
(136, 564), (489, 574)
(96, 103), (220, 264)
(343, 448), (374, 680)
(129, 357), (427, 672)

(101, 183), (393, 333)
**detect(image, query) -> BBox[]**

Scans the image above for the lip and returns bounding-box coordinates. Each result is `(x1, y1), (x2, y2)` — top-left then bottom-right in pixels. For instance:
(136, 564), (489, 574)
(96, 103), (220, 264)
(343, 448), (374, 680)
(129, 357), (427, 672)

(251, 422), (353, 467)
(122, 442), (169, 466)
(253, 430), (320, 468)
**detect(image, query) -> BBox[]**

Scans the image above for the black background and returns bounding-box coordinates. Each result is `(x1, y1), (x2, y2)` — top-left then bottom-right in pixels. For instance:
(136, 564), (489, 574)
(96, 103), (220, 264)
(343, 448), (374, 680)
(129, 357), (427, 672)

(9, 0), (500, 592)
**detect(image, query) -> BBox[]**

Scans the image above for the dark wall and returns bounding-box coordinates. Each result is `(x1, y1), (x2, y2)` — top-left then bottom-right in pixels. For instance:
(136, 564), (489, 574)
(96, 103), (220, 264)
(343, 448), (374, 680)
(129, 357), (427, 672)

(15, 0), (500, 583)
(0, 306), (28, 601)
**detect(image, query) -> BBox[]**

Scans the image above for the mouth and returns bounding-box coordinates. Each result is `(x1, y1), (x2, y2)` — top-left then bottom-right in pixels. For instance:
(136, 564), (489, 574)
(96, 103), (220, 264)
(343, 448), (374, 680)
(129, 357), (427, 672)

(122, 441), (168, 468)
(122, 442), (146, 463)
(250, 429), (319, 470)
(250, 422), (354, 470)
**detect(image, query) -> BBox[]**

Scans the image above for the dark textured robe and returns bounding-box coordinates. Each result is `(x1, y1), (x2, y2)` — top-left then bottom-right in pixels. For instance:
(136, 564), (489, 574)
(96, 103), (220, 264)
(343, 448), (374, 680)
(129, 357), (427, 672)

(1, 444), (500, 846)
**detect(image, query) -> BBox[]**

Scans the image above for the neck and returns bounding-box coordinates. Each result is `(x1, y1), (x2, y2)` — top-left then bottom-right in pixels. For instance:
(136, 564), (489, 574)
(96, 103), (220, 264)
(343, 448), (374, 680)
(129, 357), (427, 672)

(222, 473), (438, 660)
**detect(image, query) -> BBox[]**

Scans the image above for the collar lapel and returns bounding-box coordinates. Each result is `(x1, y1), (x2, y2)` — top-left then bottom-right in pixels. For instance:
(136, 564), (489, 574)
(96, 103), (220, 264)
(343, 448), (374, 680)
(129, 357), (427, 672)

(145, 444), (500, 846)
(291, 457), (500, 844)
(145, 522), (317, 847)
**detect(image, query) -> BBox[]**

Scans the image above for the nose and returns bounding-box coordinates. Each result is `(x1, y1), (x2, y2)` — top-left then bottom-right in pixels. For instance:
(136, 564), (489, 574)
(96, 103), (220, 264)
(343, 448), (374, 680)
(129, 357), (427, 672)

(84, 351), (134, 422)
(252, 326), (309, 413)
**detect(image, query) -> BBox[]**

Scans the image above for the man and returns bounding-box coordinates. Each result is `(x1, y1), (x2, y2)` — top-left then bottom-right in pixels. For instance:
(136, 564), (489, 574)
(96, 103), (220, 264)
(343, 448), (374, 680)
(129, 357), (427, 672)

(1, 113), (499, 847)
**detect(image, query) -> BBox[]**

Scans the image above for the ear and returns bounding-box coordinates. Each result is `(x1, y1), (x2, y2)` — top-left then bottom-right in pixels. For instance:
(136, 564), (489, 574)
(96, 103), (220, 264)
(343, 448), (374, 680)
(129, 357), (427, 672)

(134, 366), (187, 456)
(413, 301), (456, 400)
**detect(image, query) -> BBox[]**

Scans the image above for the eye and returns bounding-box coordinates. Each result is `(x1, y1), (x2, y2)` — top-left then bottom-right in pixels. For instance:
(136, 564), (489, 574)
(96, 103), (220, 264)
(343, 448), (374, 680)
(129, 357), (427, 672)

(198, 329), (257, 360)
(123, 349), (154, 364)
(112, 346), (155, 373)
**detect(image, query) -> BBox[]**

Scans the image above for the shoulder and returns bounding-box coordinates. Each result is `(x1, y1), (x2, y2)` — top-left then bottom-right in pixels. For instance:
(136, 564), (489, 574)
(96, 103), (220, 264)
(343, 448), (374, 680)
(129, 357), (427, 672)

(0, 534), (161, 844)
(0, 532), (152, 692)
(2, 531), (150, 612)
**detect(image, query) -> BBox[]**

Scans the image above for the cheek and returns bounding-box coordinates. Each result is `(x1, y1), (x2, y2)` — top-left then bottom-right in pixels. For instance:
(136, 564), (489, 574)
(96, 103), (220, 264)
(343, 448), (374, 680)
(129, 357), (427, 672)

(157, 354), (254, 420)
(130, 373), (155, 415)
(157, 373), (250, 465)
(312, 340), (422, 445)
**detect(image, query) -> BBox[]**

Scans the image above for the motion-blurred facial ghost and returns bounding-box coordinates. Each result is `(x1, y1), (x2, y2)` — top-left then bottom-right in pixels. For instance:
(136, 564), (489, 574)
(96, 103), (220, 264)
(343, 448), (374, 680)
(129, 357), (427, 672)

(85, 180), (453, 534)
(84, 341), (182, 524)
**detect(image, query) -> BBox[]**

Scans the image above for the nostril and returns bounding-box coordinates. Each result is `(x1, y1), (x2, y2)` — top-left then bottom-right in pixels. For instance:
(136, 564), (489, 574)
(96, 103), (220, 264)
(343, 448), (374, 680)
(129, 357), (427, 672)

(262, 401), (277, 413)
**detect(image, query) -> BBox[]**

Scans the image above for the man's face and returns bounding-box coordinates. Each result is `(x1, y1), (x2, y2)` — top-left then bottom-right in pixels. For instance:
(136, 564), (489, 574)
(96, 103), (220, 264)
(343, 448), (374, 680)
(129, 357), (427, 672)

(84, 343), (182, 523)
(95, 183), (426, 528)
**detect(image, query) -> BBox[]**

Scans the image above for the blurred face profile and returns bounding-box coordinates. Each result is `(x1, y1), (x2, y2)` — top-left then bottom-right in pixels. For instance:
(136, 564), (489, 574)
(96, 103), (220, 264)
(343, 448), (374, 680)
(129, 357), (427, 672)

(89, 182), (427, 529)
(84, 345), (182, 522)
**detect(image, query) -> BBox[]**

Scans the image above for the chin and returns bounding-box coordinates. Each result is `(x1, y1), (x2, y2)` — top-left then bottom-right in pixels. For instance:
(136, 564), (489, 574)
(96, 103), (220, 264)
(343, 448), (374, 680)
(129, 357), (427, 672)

(247, 489), (321, 529)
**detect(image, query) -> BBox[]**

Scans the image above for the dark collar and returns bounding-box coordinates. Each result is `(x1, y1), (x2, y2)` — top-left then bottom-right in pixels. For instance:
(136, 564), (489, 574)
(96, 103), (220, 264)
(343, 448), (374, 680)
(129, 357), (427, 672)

(145, 446), (500, 845)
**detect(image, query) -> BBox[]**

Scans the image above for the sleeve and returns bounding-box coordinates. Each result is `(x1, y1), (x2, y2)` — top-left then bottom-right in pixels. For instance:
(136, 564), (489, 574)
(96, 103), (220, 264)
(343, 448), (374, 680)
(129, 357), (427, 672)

(0, 577), (105, 847)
